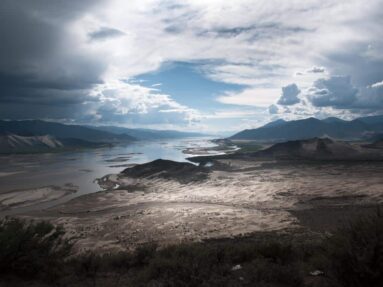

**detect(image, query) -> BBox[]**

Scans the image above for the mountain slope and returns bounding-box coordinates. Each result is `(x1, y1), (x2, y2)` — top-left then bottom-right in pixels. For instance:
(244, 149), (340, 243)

(230, 116), (382, 141)
(0, 120), (136, 143)
(0, 134), (63, 153)
(0, 134), (109, 154)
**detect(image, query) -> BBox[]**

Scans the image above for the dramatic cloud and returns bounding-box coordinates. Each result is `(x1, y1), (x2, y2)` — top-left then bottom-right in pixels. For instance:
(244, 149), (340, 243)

(307, 76), (358, 108)
(277, 84), (301, 106)
(0, 0), (106, 117)
(0, 0), (382, 130)
(306, 75), (383, 111)
(356, 84), (383, 110)
(88, 81), (200, 127)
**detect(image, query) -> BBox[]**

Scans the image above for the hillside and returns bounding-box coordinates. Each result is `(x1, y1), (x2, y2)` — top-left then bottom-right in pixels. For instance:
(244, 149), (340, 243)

(253, 138), (374, 160)
(0, 134), (63, 154)
(230, 115), (383, 141)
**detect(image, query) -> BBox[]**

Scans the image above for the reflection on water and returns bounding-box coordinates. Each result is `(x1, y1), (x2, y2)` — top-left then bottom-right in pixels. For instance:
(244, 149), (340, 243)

(0, 138), (216, 214)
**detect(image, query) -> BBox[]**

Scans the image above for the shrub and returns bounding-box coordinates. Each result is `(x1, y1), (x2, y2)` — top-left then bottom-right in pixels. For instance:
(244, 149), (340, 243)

(0, 217), (71, 281)
(324, 210), (383, 287)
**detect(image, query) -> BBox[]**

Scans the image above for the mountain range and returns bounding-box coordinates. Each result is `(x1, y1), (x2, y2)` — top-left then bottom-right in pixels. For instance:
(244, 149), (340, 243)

(230, 115), (383, 142)
(0, 120), (135, 143)
(87, 125), (207, 140)
(0, 120), (208, 154)
(0, 134), (108, 154)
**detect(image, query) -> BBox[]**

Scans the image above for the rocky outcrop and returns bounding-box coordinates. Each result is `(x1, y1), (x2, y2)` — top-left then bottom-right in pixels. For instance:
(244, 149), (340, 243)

(122, 159), (210, 183)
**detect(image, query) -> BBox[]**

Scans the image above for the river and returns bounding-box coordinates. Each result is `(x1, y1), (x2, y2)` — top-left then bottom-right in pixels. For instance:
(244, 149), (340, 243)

(0, 137), (218, 215)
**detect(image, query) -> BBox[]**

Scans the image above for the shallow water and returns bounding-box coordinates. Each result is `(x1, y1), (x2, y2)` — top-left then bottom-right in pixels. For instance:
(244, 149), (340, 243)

(0, 137), (217, 215)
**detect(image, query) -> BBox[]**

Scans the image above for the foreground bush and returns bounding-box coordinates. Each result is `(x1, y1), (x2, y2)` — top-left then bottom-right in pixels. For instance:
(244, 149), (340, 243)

(324, 211), (383, 287)
(1, 212), (383, 286)
(0, 217), (71, 281)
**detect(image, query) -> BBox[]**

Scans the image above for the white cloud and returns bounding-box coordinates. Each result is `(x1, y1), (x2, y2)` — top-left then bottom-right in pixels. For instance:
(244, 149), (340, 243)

(87, 80), (201, 128)
(71, 1), (378, 83)
(3, 0), (382, 130)
(370, 80), (383, 89)
(217, 87), (281, 107)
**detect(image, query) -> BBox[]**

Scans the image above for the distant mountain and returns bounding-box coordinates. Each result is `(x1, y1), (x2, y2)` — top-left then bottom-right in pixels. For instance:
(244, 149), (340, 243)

(88, 126), (208, 140)
(0, 134), (63, 154)
(0, 120), (136, 143)
(0, 134), (109, 154)
(0, 120), (210, 154)
(358, 115), (383, 125)
(262, 119), (286, 128)
(357, 115), (383, 131)
(230, 116), (383, 141)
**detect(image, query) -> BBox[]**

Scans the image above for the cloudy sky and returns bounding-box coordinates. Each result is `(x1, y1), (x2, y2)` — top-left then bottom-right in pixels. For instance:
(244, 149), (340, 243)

(1, 0), (382, 132)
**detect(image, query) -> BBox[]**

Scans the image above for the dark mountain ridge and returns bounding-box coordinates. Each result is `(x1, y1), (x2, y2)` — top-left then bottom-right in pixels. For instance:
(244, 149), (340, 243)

(0, 133), (108, 154)
(0, 120), (136, 143)
(230, 115), (383, 141)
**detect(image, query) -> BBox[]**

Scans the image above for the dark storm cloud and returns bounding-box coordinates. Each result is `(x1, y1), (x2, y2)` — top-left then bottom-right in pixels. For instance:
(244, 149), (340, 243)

(323, 47), (383, 88)
(88, 27), (125, 41)
(0, 0), (106, 119)
(308, 76), (358, 108)
(318, 7), (383, 88)
(355, 85), (383, 110)
(277, 84), (301, 106)
(307, 75), (383, 110)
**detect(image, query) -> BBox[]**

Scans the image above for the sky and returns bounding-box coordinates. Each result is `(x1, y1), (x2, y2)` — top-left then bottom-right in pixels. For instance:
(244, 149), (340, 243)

(0, 0), (382, 132)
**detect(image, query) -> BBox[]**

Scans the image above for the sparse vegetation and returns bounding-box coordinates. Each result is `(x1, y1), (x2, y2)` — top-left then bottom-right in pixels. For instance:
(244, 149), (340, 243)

(0, 217), (72, 283)
(323, 210), (383, 287)
(1, 213), (383, 286)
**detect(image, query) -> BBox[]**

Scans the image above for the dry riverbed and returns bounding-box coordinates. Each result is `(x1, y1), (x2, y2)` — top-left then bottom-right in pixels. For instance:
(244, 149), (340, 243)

(0, 184), (78, 211)
(20, 158), (383, 253)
